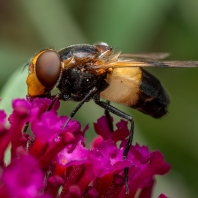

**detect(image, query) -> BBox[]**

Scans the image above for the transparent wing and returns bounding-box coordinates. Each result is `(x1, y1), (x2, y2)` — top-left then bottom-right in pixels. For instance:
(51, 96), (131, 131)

(91, 53), (198, 69)
(119, 53), (170, 60)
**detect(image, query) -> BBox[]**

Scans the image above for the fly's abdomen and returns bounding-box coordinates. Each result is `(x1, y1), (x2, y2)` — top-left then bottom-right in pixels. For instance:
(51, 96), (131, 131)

(132, 68), (170, 118)
(100, 67), (169, 118)
(100, 67), (142, 106)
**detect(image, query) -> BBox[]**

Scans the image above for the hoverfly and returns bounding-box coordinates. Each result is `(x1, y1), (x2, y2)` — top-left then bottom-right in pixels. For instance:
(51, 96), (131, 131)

(26, 42), (198, 192)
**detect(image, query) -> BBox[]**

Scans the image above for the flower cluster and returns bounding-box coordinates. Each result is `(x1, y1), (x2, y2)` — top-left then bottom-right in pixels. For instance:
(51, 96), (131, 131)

(0, 98), (171, 198)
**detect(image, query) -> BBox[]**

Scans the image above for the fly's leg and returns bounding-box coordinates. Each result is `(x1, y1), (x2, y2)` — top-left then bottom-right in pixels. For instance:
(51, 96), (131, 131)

(23, 122), (29, 133)
(94, 97), (134, 194)
(46, 93), (61, 111)
(104, 100), (114, 132)
(62, 87), (98, 129)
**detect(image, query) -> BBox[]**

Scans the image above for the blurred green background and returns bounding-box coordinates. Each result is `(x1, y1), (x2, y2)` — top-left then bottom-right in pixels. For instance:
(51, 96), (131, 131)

(0, 0), (198, 197)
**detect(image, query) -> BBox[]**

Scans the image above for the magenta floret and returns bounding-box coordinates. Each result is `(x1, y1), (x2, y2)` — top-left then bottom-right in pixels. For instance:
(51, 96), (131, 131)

(0, 98), (171, 198)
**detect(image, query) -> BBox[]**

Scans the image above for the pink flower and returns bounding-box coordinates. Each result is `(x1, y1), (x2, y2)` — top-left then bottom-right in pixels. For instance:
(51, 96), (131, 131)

(0, 98), (171, 198)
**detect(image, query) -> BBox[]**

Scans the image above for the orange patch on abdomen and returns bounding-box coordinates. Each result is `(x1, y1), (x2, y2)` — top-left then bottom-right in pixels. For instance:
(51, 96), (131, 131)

(100, 67), (142, 106)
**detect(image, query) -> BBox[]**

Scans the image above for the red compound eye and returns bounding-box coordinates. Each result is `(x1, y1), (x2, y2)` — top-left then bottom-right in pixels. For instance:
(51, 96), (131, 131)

(35, 50), (61, 89)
